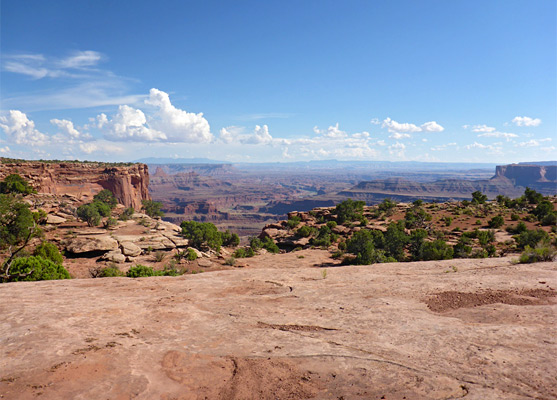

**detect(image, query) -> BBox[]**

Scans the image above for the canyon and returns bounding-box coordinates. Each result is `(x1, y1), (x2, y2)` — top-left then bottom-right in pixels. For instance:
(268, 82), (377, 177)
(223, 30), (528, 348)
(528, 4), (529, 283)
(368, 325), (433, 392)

(148, 161), (556, 236)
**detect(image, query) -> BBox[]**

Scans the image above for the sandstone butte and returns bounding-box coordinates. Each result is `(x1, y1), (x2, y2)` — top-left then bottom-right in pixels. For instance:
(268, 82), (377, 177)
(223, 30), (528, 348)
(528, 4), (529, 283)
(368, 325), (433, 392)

(0, 159), (150, 209)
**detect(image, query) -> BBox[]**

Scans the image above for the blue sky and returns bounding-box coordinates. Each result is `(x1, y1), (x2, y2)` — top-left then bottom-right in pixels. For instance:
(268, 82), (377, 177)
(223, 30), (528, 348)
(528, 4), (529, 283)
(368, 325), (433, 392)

(1, 0), (555, 163)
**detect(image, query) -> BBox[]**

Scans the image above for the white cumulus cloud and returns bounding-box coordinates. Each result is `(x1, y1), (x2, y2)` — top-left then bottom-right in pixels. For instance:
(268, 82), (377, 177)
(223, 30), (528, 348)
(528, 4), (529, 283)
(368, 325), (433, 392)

(219, 125), (273, 145)
(97, 105), (166, 142)
(382, 118), (421, 133)
(313, 123), (348, 138)
(145, 88), (213, 143)
(512, 116), (541, 127)
(0, 110), (49, 145)
(389, 132), (411, 139)
(420, 121), (444, 132)
(471, 124), (496, 133)
(477, 131), (518, 141)
(79, 142), (124, 154)
(50, 118), (91, 140)
(382, 118), (444, 134)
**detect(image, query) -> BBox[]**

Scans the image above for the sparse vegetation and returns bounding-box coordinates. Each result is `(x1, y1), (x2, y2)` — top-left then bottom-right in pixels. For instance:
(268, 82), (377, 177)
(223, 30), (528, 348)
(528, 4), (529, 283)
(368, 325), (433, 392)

(142, 200), (164, 218)
(0, 173), (36, 195)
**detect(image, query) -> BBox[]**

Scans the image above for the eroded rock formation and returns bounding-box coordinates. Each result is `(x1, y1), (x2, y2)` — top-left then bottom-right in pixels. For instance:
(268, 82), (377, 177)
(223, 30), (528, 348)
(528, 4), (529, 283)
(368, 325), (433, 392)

(0, 159), (150, 208)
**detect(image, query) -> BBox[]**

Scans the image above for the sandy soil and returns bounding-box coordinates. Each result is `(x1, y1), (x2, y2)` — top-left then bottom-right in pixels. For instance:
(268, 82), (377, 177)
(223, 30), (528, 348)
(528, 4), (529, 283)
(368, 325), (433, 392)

(1, 252), (556, 399)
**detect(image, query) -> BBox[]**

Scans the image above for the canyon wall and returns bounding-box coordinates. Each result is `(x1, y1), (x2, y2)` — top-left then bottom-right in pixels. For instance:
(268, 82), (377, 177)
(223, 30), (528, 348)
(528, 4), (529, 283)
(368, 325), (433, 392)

(493, 164), (556, 194)
(0, 159), (150, 208)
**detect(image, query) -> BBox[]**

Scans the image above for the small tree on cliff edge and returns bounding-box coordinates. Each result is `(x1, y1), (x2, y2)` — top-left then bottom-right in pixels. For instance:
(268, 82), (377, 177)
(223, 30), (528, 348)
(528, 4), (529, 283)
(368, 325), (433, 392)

(142, 200), (164, 218)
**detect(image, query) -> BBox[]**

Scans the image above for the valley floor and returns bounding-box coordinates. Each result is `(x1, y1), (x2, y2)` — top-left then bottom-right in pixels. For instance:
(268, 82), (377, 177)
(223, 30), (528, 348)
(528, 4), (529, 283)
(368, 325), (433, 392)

(1, 253), (556, 399)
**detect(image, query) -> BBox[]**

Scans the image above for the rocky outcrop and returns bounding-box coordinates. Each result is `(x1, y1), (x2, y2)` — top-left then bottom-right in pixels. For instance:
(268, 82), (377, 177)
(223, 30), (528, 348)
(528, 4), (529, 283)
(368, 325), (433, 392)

(493, 163), (556, 194)
(0, 159), (150, 208)
(66, 236), (119, 254)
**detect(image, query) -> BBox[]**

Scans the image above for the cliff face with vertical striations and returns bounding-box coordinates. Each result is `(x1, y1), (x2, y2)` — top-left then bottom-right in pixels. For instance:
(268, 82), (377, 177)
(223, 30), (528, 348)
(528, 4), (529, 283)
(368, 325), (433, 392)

(0, 159), (150, 208)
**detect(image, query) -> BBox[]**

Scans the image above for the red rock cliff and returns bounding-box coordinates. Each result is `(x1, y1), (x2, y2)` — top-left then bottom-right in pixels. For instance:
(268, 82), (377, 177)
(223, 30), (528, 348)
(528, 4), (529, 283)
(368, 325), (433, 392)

(0, 160), (150, 209)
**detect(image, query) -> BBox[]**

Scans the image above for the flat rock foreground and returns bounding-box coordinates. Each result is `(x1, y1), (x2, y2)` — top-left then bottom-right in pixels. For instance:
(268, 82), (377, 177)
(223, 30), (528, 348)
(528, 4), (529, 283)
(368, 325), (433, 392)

(1, 251), (556, 400)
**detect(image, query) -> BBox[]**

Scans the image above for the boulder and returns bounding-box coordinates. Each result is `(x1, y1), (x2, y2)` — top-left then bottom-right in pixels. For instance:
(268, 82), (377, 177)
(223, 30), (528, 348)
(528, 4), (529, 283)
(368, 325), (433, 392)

(197, 258), (214, 268)
(101, 250), (126, 263)
(46, 214), (66, 224)
(120, 242), (142, 257)
(292, 237), (310, 247)
(66, 236), (119, 254)
(135, 235), (176, 250)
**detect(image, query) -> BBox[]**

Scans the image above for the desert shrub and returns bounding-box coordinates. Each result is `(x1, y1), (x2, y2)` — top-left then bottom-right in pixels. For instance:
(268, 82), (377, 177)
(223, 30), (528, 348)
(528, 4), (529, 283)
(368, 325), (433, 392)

(119, 206), (135, 221)
(0, 194), (38, 247)
(91, 200), (111, 217)
(518, 245), (556, 263)
(471, 190), (487, 205)
(142, 200), (164, 218)
(287, 215), (301, 229)
(126, 265), (159, 278)
(346, 230), (384, 265)
(225, 257), (236, 266)
(420, 239), (454, 261)
(476, 230), (495, 246)
(186, 248), (198, 261)
(297, 225), (317, 238)
(524, 187), (544, 205)
(76, 203), (101, 227)
(471, 248), (488, 258)
(249, 236), (262, 249)
(93, 189), (118, 208)
(181, 221), (223, 251)
(160, 263), (183, 276)
(442, 216), (453, 227)
(453, 237), (472, 258)
(384, 221), (408, 261)
(408, 229), (428, 260)
(0, 174), (36, 195)
(378, 198), (397, 216)
(104, 217), (117, 229)
(506, 222), (527, 234)
(541, 212), (557, 226)
(326, 221), (337, 229)
(510, 213), (520, 221)
(487, 215), (504, 229)
(3, 256), (70, 282)
(496, 195), (511, 205)
(153, 251), (166, 262)
(32, 209), (47, 224)
(220, 230), (240, 247)
(33, 241), (63, 265)
(98, 265), (124, 277)
(404, 207), (432, 229)
(261, 236), (279, 253)
(335, 199), (365, 224)
(233, 247), (247, 258)
(515, 229), (550, 249)
(532, 200), (554, 221)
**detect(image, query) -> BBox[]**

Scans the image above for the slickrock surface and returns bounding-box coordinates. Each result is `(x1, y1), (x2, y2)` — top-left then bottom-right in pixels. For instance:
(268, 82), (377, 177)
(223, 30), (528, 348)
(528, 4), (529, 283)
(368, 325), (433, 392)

(1, 254), (556, 399)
